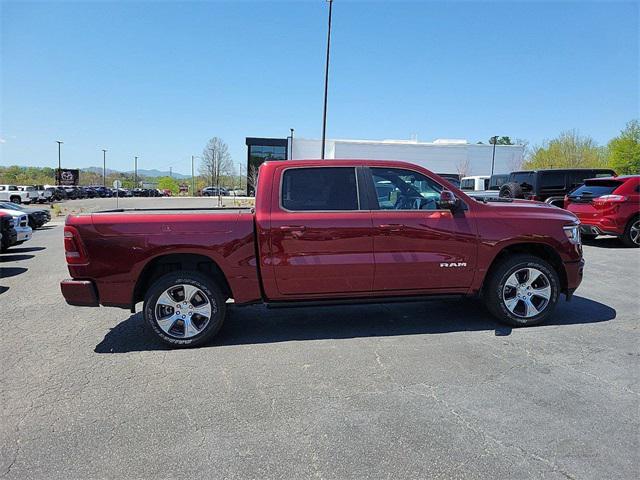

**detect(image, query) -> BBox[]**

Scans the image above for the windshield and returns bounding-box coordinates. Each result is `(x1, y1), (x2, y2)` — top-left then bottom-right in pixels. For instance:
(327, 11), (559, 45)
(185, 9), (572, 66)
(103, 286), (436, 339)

(0, 202), (21, 211)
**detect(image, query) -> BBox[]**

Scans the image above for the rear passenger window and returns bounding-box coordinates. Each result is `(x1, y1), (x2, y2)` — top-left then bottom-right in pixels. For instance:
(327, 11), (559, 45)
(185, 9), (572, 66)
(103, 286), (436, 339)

(540, 172), (566, 190)
(460, 179), (474, 190)
(281, 167), (359, 211)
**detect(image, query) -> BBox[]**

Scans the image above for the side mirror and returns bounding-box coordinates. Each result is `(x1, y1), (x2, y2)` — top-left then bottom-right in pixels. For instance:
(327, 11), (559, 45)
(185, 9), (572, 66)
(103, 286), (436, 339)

(438, 190), (459, 210)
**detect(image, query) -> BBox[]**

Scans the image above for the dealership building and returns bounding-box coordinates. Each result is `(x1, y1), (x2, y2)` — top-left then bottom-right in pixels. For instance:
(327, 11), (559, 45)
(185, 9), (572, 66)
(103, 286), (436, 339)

(246, 136), (525, 191)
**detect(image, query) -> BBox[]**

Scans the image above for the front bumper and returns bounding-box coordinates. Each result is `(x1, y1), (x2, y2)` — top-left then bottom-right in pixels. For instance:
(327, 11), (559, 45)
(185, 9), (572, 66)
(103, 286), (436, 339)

(15, 227), (32, 242)
(564, 258), (585, 298)
(60, 279), (99, 306)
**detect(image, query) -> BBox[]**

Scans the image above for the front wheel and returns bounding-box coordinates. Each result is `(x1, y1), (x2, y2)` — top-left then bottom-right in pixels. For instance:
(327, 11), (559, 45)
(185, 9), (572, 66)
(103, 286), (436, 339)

(143, 271), (226, 347)
(483, 254), (560, 327)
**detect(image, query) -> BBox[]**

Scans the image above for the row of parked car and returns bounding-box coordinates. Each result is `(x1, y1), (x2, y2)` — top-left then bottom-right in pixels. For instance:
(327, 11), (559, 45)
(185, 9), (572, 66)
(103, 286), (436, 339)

(456, 168), (639, 247)
(0, 184), (177, 204)
(0, 201), (51, 252)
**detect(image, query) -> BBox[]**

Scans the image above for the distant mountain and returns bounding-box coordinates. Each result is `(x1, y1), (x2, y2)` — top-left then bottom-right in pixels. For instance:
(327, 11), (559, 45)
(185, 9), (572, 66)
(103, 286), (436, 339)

(82, 166), (189, 179)
(125, 169), (190, 179)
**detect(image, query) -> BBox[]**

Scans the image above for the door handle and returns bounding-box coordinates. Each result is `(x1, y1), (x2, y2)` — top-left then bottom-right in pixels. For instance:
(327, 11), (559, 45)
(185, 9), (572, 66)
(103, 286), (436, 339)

(279, 225), (306, 232)
(378, 223), (404, 232)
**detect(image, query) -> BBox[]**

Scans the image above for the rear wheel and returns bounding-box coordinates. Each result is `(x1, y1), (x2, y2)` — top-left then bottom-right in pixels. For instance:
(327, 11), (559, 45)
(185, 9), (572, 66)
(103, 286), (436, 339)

(143, 271), (226, 347)
(9, 196), (21, 204)
(621, 216), (640, 248)
(484, 254), (560, 327)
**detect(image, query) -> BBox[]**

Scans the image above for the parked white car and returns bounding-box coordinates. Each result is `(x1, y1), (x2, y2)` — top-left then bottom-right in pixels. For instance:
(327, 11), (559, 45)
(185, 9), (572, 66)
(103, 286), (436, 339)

(21, 185), (52, 204)
(460, 176), (490, 192)
(0, 208), (32, 244)
(0, 185), (32, 204)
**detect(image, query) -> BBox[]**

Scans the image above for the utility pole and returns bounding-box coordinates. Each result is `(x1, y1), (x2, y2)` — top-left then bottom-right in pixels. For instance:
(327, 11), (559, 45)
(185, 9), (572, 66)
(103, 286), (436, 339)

(56, 141), (63, 185)
(169, 166), (172, 178)
(102, 149), (107, 187)
(490, 136), (498, 177)
(134, 156), (138, 187)
(320, 0), (333, 159)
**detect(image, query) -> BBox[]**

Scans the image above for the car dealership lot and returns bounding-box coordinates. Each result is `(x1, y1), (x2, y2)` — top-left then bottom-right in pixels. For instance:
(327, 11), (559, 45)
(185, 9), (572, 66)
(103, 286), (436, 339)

(0, 202), (638, 479)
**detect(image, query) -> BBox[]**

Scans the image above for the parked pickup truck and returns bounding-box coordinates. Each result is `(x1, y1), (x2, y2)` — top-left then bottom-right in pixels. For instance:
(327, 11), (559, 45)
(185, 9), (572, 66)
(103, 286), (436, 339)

(61, 160), (584, 347)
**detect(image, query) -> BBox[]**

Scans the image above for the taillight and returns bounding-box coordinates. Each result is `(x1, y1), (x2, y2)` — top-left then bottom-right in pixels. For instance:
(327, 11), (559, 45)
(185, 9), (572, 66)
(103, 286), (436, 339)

(63, 226), (88, 264)
(592, 195), (627, 207)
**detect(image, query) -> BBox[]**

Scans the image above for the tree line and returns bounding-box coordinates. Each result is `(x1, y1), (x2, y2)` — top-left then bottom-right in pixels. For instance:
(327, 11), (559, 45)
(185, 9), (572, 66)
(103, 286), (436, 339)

(522, 120), (639, 173)
(2, 123), (637, 189)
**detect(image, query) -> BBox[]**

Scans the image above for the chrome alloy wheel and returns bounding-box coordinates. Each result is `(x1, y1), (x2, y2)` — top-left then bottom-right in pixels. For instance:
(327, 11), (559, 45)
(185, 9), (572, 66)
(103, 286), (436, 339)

(631, 219), (640, 246)
(154, 284), (215, 338)
(502, 267), (552, 318)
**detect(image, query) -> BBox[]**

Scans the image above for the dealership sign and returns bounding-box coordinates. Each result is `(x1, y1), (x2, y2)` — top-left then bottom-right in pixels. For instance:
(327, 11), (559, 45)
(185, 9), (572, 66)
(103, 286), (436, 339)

(56, 169), (79, 186)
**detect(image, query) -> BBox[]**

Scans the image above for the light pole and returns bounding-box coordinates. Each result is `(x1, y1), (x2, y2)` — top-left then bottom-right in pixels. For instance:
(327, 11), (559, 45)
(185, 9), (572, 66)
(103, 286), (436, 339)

(320, 0), (333, 159)
(191, 155), (195, 196)
(56, 141), (63, 185)
(134, 156), (138, 187)
(290, 128), (295, 159)
(490, 136), (498, 176)
(102, 149), (107, 187)
(191, 155), (201, 196)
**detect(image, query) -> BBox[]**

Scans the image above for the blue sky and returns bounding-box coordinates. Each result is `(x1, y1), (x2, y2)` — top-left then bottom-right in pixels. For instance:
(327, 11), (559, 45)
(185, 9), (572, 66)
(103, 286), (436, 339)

(1, 0), (638, 175)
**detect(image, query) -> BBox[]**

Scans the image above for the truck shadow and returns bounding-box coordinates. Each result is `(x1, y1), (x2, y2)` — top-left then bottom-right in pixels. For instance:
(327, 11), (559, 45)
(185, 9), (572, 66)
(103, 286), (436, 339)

(94, 295), (616, 353)
(0, 254), (35, 262)
(0, 267), (28, 279)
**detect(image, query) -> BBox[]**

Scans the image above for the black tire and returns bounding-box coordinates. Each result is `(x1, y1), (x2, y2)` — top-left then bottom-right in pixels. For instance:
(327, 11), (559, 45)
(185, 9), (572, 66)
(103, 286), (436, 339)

(9, 196), (21, 204)
(483, 254), (560, 327)
(499, 182), (524, 199)
(620, 216), (640, 248)
(143, 271), (226, 348)
(581, 233), (597, 241)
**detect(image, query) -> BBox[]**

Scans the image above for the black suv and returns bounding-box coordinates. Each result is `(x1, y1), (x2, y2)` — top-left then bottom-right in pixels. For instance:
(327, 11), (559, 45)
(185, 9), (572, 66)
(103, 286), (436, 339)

(499, 168), (616, 207)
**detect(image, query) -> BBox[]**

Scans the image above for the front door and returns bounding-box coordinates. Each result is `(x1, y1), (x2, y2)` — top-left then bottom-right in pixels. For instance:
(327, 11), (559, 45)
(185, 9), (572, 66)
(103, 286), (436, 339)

(268, 166), (375, 298)
(367, 167), (477, 293)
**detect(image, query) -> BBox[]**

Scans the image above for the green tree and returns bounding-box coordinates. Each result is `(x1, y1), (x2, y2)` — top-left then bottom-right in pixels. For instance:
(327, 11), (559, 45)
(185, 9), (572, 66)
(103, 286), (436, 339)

(157, 176), (179, 194)
(489, 136), (514, 145)
(523, 130), (607, 169)
(607, 120), (640, 174)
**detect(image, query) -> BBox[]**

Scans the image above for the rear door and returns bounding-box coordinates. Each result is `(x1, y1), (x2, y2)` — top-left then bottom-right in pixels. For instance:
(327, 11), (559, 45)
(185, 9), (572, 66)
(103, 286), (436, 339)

(268, 166), (375, 297)
(366, 167), (477, 293)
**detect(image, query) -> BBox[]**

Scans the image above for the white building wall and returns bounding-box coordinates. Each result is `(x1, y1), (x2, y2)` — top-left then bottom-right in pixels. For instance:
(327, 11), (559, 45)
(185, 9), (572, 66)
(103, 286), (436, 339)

(290, 138), (524, 176)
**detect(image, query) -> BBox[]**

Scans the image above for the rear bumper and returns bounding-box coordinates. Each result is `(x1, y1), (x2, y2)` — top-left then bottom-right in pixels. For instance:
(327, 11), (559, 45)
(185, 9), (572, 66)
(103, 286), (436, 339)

(577, 215), (625, 236)
(564, 258), (585, 295)
(60, 279), (99, 306)
(579, 223), (623, 236)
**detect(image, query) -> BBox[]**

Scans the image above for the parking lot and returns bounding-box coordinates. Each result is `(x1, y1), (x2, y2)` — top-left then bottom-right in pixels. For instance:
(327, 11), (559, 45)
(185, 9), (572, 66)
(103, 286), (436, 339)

(1, 199), (638, 479)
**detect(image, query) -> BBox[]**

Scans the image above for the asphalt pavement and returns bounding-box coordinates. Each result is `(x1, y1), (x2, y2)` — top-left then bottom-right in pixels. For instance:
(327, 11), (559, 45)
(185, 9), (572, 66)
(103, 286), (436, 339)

(0, 213), (638, 479)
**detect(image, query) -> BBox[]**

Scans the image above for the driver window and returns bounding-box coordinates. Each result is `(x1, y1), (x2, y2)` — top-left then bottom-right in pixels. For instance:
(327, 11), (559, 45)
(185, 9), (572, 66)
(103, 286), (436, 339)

(371, 168), (442, 210)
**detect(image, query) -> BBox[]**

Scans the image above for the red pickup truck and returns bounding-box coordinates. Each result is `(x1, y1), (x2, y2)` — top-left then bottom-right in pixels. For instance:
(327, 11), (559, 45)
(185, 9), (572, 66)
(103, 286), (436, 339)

(61, 160), (584, 347)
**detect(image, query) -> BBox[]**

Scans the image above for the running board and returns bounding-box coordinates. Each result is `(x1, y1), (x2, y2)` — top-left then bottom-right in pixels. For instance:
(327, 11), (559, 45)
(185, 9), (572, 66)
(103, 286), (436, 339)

(265, 294), (466, 309)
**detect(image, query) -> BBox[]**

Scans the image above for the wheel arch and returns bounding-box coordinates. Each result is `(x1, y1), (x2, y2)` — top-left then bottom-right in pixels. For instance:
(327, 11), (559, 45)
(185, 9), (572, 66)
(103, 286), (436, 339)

(132, 253), (233, 309)
(482, 242), (568, 294)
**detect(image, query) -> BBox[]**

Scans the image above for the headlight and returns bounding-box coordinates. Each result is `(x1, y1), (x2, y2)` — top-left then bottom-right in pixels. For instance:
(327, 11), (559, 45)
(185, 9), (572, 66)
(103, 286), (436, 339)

(563, 224), (581, 244)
